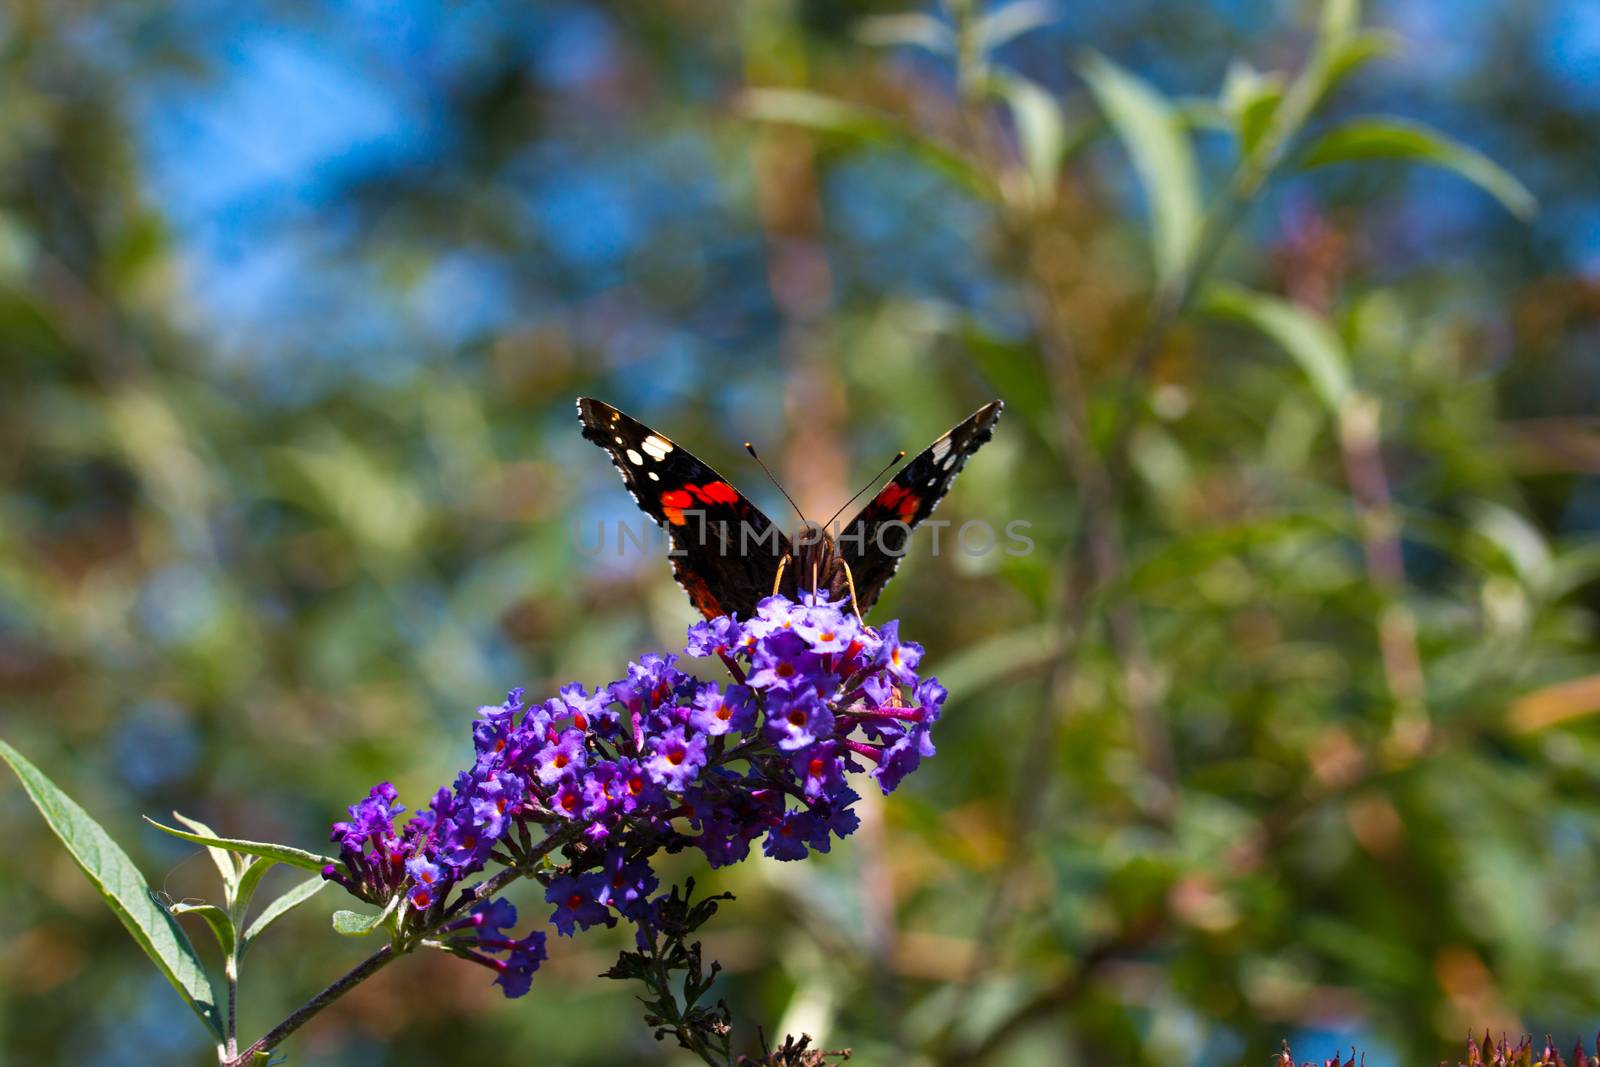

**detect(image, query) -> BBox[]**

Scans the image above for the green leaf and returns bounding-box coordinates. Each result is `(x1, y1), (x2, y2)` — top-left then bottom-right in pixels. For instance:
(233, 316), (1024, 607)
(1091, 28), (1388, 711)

(172, 901), (236, 958)
(143, 817), (334, 874)
(1470, 501), (1552, 589)
(242, 875), (329, 956)
(1549, 542), (1600, 602)
(333, 908), (388, 937)
(1299, 117), (1536, 220)
(1078, 50), (1202, 289)
(975, 0), (1056, 53)
(1233, 14), (1396, 191)
(1320, 29), (1401, 96)
(991, 73), (1065, 206)
(1201, 282), (1351, 412)
(856, 12), (954, 54)
(1318, 0), (1361, 43)
(0, 741), (222, 1038)
(1175, 96), (1232, 134)
(739, 89), (991, 197)
(740, 88), (871, 132)
(935, 623), (1062, 697)
(958, 325), (1056, 439)
(233, 856), (274, 916)
(1220, 61), (1285, 159)
(171, 810), (238, 896)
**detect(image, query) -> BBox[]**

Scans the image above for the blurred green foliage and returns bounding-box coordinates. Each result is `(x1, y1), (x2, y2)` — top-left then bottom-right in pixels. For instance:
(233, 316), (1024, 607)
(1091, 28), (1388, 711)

(2, 0), (1600, 1064)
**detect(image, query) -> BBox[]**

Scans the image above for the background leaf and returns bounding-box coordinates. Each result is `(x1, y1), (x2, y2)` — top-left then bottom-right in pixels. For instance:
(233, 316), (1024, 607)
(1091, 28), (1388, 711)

(739, 89), (991, 196)
(1300, 117), (1536, 219)
(1320, 0), (1361, 42)
(991, 73), (1066, 207)
(856, 13), (954, 54)
(1320, 29), (1401, 95)
(1078, 50), (1203, 288)
(1201, 282), (1352, 412)
(1220, 61), (1284, 159)
(976, 0), (1056, 53)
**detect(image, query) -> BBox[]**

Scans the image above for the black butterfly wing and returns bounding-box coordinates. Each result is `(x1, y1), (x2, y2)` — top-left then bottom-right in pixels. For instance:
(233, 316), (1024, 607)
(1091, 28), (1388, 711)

(577, 397), (791, 620)
(835, 400), (1004, 614)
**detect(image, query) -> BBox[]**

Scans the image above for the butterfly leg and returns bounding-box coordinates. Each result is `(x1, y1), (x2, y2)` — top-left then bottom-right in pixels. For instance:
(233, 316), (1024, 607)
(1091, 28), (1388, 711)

(839, 559), (875, 634)
(771, 553), (792, 597)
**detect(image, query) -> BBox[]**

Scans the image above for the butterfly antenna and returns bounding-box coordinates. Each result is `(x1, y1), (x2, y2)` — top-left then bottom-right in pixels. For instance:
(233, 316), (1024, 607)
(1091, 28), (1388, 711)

(744, 442), (807, 523)
(825, 450), (907, 528)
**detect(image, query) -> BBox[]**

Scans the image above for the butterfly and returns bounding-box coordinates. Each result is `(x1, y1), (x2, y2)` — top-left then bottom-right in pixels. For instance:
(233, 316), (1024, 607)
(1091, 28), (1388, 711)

(576, 397), (1003, 621)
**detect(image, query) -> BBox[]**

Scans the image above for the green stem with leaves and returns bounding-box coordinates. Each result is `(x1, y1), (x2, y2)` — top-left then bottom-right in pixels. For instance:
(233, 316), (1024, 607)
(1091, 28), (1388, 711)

(220, 837), (570, 1067)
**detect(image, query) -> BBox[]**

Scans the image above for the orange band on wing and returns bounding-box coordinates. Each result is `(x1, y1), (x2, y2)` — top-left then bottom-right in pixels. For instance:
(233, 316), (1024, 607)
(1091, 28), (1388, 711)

(659, 489), (693, 526)
(684, 481), (739, 505)
(877, 483), (921, 521)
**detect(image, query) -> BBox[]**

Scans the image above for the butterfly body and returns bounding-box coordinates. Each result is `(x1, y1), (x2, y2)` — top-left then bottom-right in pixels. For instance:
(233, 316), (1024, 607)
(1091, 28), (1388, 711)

(577, 396), (1002, 620)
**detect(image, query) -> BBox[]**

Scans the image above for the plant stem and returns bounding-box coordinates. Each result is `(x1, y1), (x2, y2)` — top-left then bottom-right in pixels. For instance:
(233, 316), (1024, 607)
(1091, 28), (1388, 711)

(223, 943), (398, 1067)
(641, 920), (730, 1067)
(221, 837), (570, 1067)
(223, 949), (239, 1061)
(1337, 392), (1430, 755)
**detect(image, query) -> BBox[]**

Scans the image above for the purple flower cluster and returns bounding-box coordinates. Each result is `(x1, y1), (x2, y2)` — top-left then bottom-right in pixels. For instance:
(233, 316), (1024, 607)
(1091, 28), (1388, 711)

(324, 593), (944, 997)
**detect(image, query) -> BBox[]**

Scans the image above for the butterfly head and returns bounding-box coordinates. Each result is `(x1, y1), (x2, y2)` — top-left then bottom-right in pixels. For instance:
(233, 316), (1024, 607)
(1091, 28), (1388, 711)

(791, 520), (834, 576)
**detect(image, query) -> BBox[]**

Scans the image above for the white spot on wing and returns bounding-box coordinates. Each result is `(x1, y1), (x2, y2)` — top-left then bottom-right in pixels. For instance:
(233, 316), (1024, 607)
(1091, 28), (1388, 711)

(614, 436), (624, 444)
(648, 471), (660, 481)
(642, 435), (674, 462)
(930, 436), (952, 463)
(626, 448), (644, 465)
